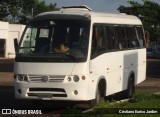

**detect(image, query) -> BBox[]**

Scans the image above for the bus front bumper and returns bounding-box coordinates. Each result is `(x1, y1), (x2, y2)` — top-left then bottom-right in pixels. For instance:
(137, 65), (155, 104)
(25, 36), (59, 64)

(14, 82), (90, 101)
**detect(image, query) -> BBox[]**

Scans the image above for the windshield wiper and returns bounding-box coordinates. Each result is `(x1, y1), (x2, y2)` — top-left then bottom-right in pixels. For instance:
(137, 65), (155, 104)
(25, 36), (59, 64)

(63, 53), (79, 62)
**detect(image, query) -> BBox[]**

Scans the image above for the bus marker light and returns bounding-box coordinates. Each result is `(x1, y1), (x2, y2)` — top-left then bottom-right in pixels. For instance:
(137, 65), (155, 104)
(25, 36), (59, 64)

(67, 77), (72, 82)
(18, 89), (22, 94)
(81, 76), (86, 80)
(17, 75), (23, 81)
(74, 90), (78, 95)
(24, 75), (28, 81)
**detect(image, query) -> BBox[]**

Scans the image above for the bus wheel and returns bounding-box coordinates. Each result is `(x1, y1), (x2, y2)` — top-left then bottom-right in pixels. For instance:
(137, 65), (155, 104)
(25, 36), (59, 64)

(126, 77), (135, 98)
(89, 88), (102, 108)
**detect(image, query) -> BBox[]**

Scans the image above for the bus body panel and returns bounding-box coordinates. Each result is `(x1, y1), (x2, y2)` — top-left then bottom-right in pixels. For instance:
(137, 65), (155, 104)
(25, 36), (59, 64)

(14, 62), (75, 75)
(15, 80), (89, 100)
(136, 49), (146, 84)
(71, 63), (89, 75)
(90, 51), (124, 96)
(89, 48), (146, 96)
(14, 62), (90, 76)
(14, 62), (94, 100)
(91, 16), (142, 25)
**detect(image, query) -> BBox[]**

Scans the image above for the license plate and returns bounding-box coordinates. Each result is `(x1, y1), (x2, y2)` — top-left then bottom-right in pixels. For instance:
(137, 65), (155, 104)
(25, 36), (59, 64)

(38, 93), (52, 98)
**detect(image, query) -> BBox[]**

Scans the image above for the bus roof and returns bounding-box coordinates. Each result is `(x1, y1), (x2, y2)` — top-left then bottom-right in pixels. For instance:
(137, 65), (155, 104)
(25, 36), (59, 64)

(33, 5), (142, 25)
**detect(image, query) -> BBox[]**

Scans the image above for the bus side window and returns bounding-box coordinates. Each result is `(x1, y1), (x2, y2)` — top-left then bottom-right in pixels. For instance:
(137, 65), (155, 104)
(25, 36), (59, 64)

(91, 26), (105, 56)
(136, 26), (145, 47)
(105, 26), (115, 51)
(126, 27), (139, 48)
(114, 26), (127, 50)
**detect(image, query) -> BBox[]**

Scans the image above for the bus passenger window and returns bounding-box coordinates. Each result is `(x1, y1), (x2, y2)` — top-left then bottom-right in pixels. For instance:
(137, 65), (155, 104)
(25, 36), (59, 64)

(91, 26), (105, 56)
(136, 27), (145, 47)
(114, 26), (126, 49)
(126, 27), (138, 48)
(105, 26), (115, 51)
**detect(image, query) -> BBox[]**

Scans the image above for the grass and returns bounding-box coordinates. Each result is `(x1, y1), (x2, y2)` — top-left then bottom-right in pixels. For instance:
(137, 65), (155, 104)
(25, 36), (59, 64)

(60, 92), (160, 117)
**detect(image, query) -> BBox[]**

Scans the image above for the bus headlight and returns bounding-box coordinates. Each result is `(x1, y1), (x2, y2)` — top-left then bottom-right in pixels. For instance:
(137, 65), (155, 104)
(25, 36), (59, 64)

(17, 74), (24, 81)
(67, 77), (72, 82)
(81, 75), (86, 80)
(17, 74), (28, 82)
(73, 75), (79, 82)
(24, 75), (28, 81)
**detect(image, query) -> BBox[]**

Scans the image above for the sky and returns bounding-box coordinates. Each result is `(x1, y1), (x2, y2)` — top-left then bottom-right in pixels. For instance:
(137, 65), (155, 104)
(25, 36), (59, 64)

(44, 0), (160, 13)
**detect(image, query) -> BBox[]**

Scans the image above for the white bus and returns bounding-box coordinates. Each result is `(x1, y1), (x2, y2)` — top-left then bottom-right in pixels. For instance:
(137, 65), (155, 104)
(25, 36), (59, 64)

(14, 5), (146, 106)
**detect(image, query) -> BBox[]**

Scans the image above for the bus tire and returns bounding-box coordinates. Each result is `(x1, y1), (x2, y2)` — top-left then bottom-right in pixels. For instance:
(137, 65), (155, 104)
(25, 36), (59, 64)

(89, 88), (102, 108)
(126, 77), (135, 98)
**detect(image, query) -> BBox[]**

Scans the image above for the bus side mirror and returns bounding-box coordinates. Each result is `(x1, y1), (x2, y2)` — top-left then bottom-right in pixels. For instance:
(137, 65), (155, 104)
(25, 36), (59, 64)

(14, 38), (18, 52)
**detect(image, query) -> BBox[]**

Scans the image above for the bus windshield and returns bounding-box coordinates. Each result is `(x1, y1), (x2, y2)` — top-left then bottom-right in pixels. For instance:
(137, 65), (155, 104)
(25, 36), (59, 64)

(17, 20), (90, 62)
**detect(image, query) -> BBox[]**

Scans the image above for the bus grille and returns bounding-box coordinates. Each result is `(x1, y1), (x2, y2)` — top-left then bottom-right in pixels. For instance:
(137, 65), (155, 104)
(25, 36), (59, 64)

(28, 75), (65, 83)
(27, 88), (67, 98)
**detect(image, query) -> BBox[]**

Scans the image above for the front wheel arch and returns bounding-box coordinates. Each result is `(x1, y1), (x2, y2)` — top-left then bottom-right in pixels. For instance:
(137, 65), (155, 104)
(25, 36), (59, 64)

(89, 78), (107, 107)
(98, 78), (106, 97)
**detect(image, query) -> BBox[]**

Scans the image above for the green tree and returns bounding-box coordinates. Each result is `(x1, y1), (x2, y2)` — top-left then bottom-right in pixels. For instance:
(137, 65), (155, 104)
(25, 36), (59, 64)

(33, 0), (58, 17)
(0, 0), (58, 24)
(118, 0), (160, 42)
(0, 0), (10, 20)
(8, 0), (24, 23)
(0, 0), (34, 23)
(18, 0), (35, 24)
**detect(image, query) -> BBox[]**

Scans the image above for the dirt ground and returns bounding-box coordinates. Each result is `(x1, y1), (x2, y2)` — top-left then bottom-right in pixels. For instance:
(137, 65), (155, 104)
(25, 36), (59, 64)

(136, 78), (160, 93)
(0, 72), (13, 86)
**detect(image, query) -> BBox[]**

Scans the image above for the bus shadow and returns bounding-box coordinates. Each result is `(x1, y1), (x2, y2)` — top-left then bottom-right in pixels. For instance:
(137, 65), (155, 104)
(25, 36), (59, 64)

(0, 85), (28, 109)
(0, 85), (77, 112)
